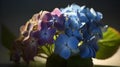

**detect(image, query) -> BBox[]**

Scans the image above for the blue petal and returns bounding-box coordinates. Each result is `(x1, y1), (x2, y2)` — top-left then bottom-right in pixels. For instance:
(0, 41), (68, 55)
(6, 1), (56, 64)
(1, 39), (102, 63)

(80, 7), (87, 13)
(70, 4), (86, 13)
(55, 34), (68, 46)
(61, 6), (72, 13)
(67, 37), (79, 49)
(81, 39), (98, 58)
(70, 4), (81, 12)
(69, 16), (79, 29)
(87, 22), (102, 38)
(65, 19), (71, 29)
(72, 30), (83, 40)
(90, 8), (97, 17)
(65, 29), (82, 40)
(54, 44), (64, 54)
(80, 6), (86, 12)
(65, 29), (72, 36)
(94, 28), (102, 38)
(77, 12), (89, 22)
(88, 46), (96, 58)
(89, 39), (99, 51)
(55, 34), (69, 54)
(60, 47), (71, 59)
(79, 45), (90, 58)
(79, 22), (86, 28)
(86, 8), (96, 21)
(96, 12), (103, 21)
(81, 25), (90, 39)
(89, 23), (102, 38)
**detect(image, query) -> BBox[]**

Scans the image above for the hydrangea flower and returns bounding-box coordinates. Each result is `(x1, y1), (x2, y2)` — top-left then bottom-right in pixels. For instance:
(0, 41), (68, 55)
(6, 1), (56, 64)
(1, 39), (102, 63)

(54, 4), (106, 59)
(32, 22), (56, 45)
(65, 29), (83, 41)
(79, 36), (99, 58)
(22, 37), (38, 63)
(11, 4), (107, 63)
(10, 37), (38, 64)
(54, 34), (79, 59)
(30, 11), (57, 45)
(51, 8), (65, 30)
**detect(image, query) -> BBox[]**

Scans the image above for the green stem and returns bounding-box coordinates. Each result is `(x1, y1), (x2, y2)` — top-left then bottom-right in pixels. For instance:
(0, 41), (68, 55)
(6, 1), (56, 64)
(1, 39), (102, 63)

(45, 44), (52, 56)
(40, 46), (50, 56)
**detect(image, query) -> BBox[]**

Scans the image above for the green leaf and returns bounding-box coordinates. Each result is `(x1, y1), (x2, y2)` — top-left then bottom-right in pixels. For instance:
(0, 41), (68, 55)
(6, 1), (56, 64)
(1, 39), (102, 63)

(1, 24), (16, 50)
(96, 27), (120, 59)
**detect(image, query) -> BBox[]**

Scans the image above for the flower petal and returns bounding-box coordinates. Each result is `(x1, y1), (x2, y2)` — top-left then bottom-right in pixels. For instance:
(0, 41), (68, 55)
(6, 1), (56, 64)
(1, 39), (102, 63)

(69, 16), (79, 29)
(55, 34), (68, 46)
(79, 45), (90, 58)
(88, 46), (96, 58)
(54, 34), (68, 55)
(77, 12), (89, 22)
(70, 4), (81, 12)
(96, 12), (103, 21)
(60, 47), (71, 59)
(65, 29), (73, 36)
(67, 37), (79, 49)
(51, 8), (61, 17)
(72, 30), (83, 40)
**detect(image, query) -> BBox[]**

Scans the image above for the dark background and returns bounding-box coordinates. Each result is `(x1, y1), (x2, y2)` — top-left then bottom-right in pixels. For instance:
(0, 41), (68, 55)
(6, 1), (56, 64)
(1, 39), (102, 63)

(1, 0), (120, 36)
(0, 0), (120, 66)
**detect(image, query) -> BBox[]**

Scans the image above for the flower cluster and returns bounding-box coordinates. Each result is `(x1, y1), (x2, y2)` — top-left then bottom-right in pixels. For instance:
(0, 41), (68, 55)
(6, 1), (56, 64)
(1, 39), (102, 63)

(54, 4), (106, 59)
(10, 4), (107, 63)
